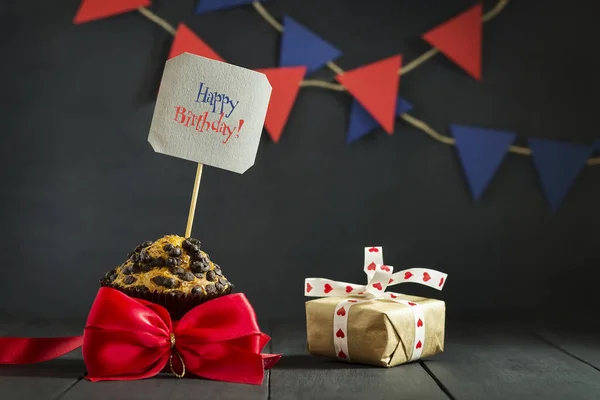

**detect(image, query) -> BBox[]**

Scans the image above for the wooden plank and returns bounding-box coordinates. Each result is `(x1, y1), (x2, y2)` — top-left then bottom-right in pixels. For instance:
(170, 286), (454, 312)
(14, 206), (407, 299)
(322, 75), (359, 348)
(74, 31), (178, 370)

(269, 322), (449, 400)
(536, 325), (600, 371)
(0, 319), (85, 400)
(61, 373), (270, 400)
(423, 322), (600, 400)
(60, 324), (271, 400)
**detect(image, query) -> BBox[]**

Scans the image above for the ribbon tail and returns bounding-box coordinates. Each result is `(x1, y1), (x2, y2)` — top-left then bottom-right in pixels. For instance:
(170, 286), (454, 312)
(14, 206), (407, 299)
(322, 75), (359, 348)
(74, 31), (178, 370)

(188, 352), (267, 385)
(0, 336), (83, 364)
(261, 353), (281, 370)
(183, 340), (272, 386)
(85, 354), (169, 382)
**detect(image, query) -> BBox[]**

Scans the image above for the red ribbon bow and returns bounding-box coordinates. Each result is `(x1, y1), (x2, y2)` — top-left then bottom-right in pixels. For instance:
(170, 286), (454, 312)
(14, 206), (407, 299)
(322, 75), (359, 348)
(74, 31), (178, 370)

(0, 288), (280, 385)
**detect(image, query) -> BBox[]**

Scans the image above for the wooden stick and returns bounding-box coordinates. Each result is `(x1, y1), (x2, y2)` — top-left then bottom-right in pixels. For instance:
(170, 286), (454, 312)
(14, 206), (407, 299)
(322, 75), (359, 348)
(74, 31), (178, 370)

(185, 163), (204, 238)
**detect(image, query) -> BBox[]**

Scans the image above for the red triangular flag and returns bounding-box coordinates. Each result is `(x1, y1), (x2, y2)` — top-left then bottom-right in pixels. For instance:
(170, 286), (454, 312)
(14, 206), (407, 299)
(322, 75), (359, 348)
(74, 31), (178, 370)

(73, 0), (150, 24)
(336, 55), (401, 134)
(168, 24), (225, 61)
(255, 67), (307, 143)
(422, 3), (483, 80)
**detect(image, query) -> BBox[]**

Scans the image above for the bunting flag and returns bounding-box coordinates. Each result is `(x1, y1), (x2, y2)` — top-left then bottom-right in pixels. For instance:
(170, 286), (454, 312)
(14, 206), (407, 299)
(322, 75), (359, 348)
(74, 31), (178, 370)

(336, 55), (402, 134)
(450, 125), (516, 200)
(168, 24), (225, 61)
(72, 0), (599, 210)
(73, 0), (150, 24)
(422, 3), (482, 80)
(528, 138), (594, 211)
(256, 67), (307, 143)
(347, 98), (413, 143)
(280, 16), (342, 74)
(196, 0), (262, 15)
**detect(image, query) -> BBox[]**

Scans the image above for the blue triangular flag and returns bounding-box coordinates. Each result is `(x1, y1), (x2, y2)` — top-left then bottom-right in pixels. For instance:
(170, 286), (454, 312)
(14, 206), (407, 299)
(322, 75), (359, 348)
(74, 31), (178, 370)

(450, 125), (517, 200)
(528, 138), (593, 211)
(346, 97), (413, 143)
(196, 0), (261, 14)
(280, 16), (342, 74)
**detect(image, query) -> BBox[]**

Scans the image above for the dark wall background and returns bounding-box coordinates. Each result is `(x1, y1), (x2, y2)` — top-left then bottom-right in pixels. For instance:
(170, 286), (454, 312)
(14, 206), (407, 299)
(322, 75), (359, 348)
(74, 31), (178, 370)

(1, 0), (598, 321)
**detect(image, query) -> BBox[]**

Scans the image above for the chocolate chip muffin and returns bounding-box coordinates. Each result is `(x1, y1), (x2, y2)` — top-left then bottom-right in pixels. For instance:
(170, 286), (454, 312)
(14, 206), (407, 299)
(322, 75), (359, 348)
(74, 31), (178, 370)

(101, 235), (233, 319)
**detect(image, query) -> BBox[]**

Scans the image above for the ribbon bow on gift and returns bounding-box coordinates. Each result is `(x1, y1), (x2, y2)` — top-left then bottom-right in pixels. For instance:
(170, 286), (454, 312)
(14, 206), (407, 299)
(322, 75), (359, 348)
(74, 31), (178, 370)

(0, 288), (279, 385)
(305, 246), (447, 362)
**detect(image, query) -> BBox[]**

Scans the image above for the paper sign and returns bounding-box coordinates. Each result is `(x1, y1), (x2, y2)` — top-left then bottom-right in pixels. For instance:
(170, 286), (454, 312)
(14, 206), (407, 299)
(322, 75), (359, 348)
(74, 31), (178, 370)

(148, 53), (272, 174)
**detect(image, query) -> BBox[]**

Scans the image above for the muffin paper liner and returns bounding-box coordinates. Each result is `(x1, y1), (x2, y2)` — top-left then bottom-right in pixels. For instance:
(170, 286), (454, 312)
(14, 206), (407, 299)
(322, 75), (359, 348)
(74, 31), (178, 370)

(101, 281), (233, 320)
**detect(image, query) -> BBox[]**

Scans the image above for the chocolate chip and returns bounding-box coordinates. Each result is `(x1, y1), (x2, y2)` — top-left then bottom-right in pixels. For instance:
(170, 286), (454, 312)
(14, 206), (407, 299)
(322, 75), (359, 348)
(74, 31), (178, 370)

(174, 257), (182, 266)
(190, 261), (202, 273)
(169, 247), (182, 257)
(205, 284), (217, 296)
(122, 266), (133, 275)
(134, 285), (149, 293)
(104, 269), (117, 282)
(215, 282), (224, 291)
(151, 258), (165, 267)
(218, 277), (228, 285)
(140, 263), (153, 272)
(206, 271), (217, 282)
(182, 239), (193, 250)
(191, 286), (204, 296)
(191, 249), (203, 261)
(215, 269), (223, 276)
(131, 264), (142, 273)
(190, 261), (200, 272)
(191, 261), (210, 273)
(129, 253), (140, 262)
(194, 272), (205, 279)
(142, 240), (153, 247)
(140, 250), (152, 263)
(187, 237), (201, 247)
(163, 243), (174, 252)
(165, 257), (176, 267)
(170, 267), (185, 275)
(180, 272), (195, 282)
(151, 276), (178, 289)
(123, 276), (136, 285)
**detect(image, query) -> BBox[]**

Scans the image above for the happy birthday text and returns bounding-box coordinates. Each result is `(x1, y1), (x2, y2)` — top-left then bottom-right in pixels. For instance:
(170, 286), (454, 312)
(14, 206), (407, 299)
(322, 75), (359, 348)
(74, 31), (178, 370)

(171, 81), (244, 144)
(195, 82), (239, 118)
(173, 107), (244, 144)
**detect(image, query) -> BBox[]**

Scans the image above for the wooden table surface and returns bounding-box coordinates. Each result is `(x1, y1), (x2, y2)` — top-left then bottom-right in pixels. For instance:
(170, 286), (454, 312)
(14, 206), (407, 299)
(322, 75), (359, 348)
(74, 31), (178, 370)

(1, 318), (599, 400)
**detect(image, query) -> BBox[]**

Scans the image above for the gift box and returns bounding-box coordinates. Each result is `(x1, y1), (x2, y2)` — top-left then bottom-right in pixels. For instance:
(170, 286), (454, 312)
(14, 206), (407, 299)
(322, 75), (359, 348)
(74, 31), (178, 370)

(304, 246), (447, 367)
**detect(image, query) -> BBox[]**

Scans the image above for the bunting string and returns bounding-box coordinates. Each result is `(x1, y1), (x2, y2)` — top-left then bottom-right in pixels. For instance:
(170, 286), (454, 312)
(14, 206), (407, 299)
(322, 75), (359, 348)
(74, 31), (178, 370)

(253, 0), (510, 81)
(135, 3), (600, 167)
(137, 6), (175, 35)
(70, 0), (598, 210)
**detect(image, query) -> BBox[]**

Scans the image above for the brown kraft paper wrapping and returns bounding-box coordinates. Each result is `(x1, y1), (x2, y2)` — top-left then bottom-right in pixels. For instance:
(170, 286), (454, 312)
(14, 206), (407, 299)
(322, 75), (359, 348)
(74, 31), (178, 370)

(306, 294), (445, 367)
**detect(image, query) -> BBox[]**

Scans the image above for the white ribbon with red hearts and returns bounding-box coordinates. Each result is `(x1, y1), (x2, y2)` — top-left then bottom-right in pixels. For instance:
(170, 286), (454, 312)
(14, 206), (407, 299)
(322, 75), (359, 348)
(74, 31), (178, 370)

(305, 246), (447, 363)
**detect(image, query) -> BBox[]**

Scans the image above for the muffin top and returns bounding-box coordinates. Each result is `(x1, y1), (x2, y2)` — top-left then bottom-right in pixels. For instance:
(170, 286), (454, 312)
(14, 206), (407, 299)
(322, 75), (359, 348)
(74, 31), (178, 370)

(101, 235), (232, 298)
